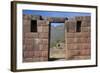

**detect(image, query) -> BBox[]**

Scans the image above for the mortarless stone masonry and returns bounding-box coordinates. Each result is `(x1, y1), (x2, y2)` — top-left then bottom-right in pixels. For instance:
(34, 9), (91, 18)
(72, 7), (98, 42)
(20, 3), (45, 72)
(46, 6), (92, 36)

(23, 14), (91, 62)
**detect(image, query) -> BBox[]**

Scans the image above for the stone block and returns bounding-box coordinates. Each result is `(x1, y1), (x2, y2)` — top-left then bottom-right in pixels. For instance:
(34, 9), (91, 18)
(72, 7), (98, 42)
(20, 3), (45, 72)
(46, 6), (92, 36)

(75, 16), (91, 21)
(23, 26), (30, 32)
(77, 43), (91, 50)
(67, 22), (76, 32)
(23, 14), (32, 20)
(73, 56), (91, 60)
(66, 33), (75, 38)
(33, 51), (41, 57)
(75, 16), (83, 21)
(23, 24), (30, 28)
(24, 44), (33, 51)
(33, 38), (41, 45)
(68, 49), (80, 59)
(75, 32), (90, 38)
(77, 38), (91, 43)
(23, 51), (34, 58)
(39, 57), (48, 61)
(37, 26), (43, 32)
(24, 38), (41, 51)
(37, 26), (49, 32)
(67, 44), (78, 50)
(82, 16), (91, 21)
(23, 58), (33, 62)
(81, 21), (91, 27)
(74, 32), (82, 38)
(31, 15), (40, 20)
(42, 16), (67, 23)
(42, 26), (49, 32)
(39, 39), (48, 45)
(39, 45), (48, 51)
(81, 27), (91, 32)
(24, 38), (34, 45)
(39, 32), (48, 39)
(32, 57), (41, 62)
(40, 51), (48, 57)
(37, 20), (49, 26)
(32, 44), (40, 51)
(67, 38), (77, 44)
(80, 49), (91, 56)
(68, 29), (76, 33)
(24, 33), (39, 38)
(23, 19), (30, 25)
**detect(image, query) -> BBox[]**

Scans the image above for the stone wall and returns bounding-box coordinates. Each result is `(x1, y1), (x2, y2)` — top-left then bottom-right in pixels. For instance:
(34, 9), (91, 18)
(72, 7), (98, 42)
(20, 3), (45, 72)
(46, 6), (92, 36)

(23, 14), (91, 62)
(65, 16), (91, 60)
(23, 14), (49, 62)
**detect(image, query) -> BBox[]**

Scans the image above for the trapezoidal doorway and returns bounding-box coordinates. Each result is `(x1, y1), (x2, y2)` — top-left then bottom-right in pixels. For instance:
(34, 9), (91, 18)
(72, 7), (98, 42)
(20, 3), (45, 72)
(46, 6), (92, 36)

(49, 23), (66, 61)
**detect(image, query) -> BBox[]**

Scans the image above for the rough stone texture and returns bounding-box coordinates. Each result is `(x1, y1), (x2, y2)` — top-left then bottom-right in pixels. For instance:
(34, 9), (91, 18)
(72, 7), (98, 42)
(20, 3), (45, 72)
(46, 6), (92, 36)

(42, 16), (68, 23)
(23, 14), (91, 62)
(23, 15), (49, 62)
(65, 16), (91, 60)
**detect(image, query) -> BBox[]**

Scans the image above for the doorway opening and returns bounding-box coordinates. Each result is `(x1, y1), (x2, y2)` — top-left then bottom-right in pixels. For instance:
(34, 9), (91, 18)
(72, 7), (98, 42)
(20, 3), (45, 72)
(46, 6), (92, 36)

(49, 23), (65, 61)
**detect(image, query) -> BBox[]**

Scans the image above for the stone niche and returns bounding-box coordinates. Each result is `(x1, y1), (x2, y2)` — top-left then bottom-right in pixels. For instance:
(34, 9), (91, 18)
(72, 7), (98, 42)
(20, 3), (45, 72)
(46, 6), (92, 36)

(23, 14), (91, 62)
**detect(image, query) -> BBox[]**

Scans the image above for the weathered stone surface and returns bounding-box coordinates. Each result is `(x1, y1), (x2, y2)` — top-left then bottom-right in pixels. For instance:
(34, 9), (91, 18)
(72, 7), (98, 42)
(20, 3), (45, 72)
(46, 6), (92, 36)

(67, 38), (77, 44)
(23, 51), (34, 58)
(80, 49), (91, 56)
(67, 37), (91, 43)
(77, 38), (91, 43)
(39, 32), (48, 39)
(39, 45), (48, 51)
(39, 57), (48, 61)
(75, 32), (90, 38)
(67, 44), (78, 50)
(37, 26), (49, 32)
(81, 22), (91, 27)
(42, 26), (49, 32)
(66, 21), (76, 32)
(24, 33), (39, 38)
(31, 15), (41, 20)
(66, 33), (75, 38)
(78, 43), (91, 50)
(42, 39), (48, 45)
(23, 44), (33, 51)
(37, 26), (43, 32)
(68, 50), (80, 59)
(67, 26), (76, 32)
(82, 16), (91, 21)
(24, 38), (34, 45)
(23, 58), (34, 62)
(42, 16), (68, 23)
(33, 38), (41, 44)
(41, 51), (48, 57)
(73, 56), (91, 60)
(23, 26), (30, 32)
(75, 16), (91, 21)
(32, 58), (41, 62)
(23, 14), (91, 61)
(75, 16), (83, 21)
(23, 14), (32, 20)
(37, 20), (49, 26)
(33, 51), (41, 57)
(23, 19), (31, 25)
(81, 27), (91, 32)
